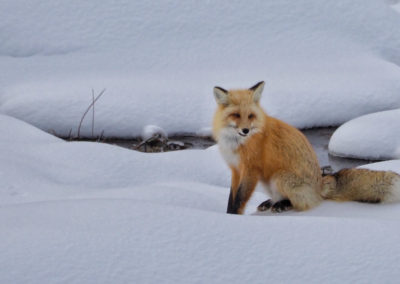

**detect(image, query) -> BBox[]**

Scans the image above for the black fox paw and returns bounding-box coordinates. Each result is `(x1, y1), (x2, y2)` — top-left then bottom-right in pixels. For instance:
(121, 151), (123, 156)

(257, 199), (273, 211)
(271, 199), (293, 213)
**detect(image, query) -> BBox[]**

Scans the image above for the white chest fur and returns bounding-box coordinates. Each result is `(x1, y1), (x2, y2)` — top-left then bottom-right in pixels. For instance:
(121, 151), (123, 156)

(219, 143), (239, 168)
(217, 128), (242, 168)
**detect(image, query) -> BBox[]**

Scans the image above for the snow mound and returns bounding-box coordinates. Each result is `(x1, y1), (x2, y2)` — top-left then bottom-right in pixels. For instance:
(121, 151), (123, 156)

(359, 159), (400, 174)
(2, 114), (400, 282)
(0, 114), (229, 205)
(1, 1), (400, 136)
(329, 109), (400, 160)
(0, 114), (60, 144)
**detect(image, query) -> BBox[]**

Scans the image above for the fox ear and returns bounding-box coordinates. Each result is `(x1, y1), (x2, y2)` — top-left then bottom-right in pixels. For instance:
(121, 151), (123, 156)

(213, 86), (229, 105)
(249, 81), (265, 103)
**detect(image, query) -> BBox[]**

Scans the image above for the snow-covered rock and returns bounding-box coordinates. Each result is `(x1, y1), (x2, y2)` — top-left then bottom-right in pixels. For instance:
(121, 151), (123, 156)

(329, 109), (400, 160)
(141, 125), (168, 141)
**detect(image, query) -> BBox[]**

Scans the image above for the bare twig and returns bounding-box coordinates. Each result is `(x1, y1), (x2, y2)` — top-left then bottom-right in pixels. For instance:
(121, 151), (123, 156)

(134, 136), (157, 150)
(77, 88), (106, 138)
(134, 134), (168, 152)
(321, 165), (333, 176)
(98, 130), (105, 142)
(91, 89), (95, 138)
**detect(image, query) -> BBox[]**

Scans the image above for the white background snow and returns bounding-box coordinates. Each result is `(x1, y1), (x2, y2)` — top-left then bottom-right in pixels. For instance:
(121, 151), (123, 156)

(1, 0), (400, 137)
(2, 0), (400, 283)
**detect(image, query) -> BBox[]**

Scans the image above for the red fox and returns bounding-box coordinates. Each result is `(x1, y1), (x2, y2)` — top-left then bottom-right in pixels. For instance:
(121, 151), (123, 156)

(212, 81), (400, 214)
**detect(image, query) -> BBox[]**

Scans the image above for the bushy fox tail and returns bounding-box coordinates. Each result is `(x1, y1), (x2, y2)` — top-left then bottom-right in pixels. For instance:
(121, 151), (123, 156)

(321, 168), (400, 204)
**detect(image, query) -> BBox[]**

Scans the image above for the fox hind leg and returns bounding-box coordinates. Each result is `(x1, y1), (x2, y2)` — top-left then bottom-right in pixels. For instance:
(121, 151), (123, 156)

(257, 199), (273, 211)
(271, 199), (293, 213)
(258, 181), (287, 212)
(257, 199), (293, 213)
(273, 173), (322, 211)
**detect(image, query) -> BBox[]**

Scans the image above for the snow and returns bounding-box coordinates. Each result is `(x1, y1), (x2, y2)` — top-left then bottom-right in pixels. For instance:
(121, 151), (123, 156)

(389, 0), (400, 13)
(360, 159), (400, 172)
(0, 115), (229, 205)
(3, 1), (400, 282)
(1, 1), (400, 137)
(3, 200), (400, 284)
(2, 114), (400, 283)
(329, 109), (400, 160)
(141, 125), (168, 141)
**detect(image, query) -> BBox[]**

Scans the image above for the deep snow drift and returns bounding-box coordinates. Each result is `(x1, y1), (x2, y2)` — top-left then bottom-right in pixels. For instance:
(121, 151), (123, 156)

(0, 115), (229, 205)
(2, 114), (400, 283)
(1, 0), (400, 137)
(329, 109), (400, 160)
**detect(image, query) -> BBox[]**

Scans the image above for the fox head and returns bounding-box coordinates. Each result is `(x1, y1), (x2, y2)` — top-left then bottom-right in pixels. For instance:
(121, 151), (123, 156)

(212, 81), (266, 144)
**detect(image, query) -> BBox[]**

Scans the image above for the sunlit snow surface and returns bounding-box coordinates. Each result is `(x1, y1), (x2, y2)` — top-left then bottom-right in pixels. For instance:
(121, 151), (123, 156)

(1, 114), (400, 283)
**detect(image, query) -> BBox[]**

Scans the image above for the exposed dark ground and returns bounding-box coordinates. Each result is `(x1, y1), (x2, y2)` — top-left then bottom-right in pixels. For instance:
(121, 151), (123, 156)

(78, 127), (374, 172)
(301, 128), (375, 171)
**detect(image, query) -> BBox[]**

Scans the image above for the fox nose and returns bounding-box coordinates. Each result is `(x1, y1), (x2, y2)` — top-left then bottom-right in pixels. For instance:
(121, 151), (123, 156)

(242, 128), (249, 134)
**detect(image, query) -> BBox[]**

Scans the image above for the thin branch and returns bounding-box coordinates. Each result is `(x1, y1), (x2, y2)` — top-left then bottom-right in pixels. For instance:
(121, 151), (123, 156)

(134, 136), (157, 150)
(98, 130), (105, 142)
(91, 89), (95, 138)
(134, 134), (168, 152)
(77, 88), (106, 138)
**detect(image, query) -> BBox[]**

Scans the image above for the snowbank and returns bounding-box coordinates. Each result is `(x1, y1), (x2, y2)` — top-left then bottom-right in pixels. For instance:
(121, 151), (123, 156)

(329, 109), (400, 160)
(0, 114), (229, 205)
(360, 159), (400, 173)
(2, 115), (400, 283)
(1, 0), (400, 137)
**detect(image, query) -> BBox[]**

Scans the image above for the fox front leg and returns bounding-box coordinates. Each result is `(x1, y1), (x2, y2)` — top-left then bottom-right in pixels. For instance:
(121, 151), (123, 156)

(227, 172), (258, 214)
(227, 188), (235, 213)
(227, 168), (240, 214)
(227, 184), (248, 214)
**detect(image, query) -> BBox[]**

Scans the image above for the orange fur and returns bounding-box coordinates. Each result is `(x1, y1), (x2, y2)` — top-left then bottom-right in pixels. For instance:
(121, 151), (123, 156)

(322, 169), (400, 203)
(213, 82), (400, 214)
(213, 82), (322, 214)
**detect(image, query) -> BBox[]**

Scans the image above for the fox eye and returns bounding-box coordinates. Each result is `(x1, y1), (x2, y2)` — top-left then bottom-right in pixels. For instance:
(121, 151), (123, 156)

(231, 113), (240, 118)
(248, 113), (255, 119)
